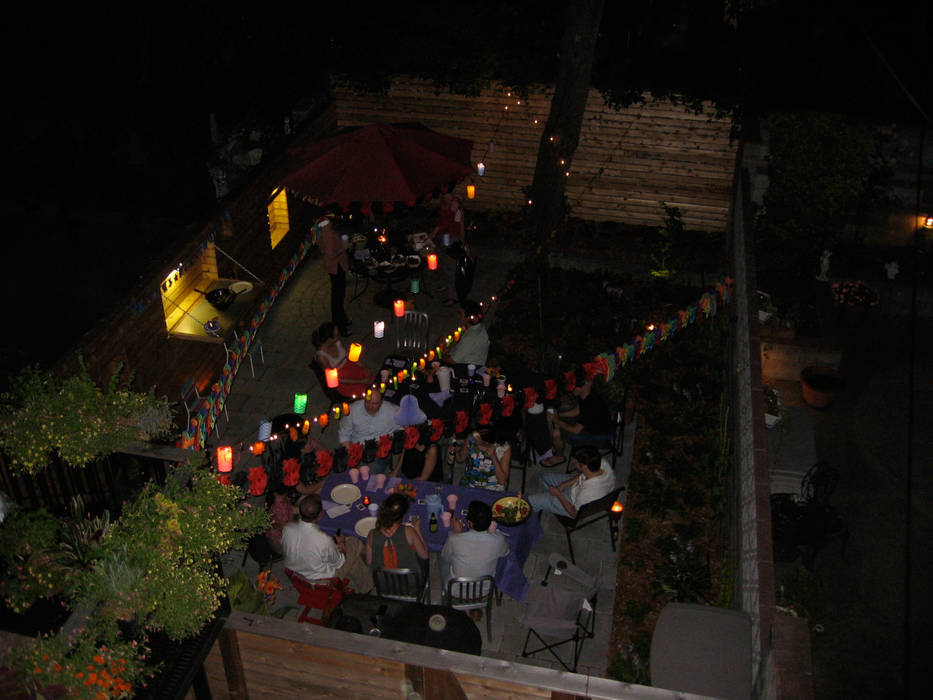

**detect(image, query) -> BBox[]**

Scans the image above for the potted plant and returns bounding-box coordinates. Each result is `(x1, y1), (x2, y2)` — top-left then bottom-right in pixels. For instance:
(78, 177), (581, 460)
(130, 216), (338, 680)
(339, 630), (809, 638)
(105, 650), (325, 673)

(831, 280), (878, 326)
(800, 365), (841, 408)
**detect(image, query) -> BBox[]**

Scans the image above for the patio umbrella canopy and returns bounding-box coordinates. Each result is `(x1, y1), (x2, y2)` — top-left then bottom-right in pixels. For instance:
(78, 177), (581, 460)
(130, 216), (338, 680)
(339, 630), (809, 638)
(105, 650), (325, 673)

(281, 123), (474, 210)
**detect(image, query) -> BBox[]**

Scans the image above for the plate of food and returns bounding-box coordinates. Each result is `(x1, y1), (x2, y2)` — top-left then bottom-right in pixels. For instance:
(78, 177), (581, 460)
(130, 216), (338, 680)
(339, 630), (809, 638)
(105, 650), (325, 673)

(331, 483), (361, 505)
(354, 516), (377, 538)
(491, 496), (532, 526)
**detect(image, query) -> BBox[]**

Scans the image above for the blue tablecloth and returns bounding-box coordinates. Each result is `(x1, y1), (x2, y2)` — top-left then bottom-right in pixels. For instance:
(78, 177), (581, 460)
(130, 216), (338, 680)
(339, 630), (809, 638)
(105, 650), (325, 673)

(318, 470), (543, 602)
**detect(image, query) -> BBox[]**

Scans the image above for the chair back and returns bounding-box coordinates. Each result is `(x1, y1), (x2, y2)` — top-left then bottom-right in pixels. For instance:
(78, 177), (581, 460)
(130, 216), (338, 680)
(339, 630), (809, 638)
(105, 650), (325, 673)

(446, 575), (495, 609)
(801, 461), (838, 504)
(181, 378), (200, 422)
(373, 568), (427, 603)
(556, 485), (624, 528)
(395, 311), (430, 359)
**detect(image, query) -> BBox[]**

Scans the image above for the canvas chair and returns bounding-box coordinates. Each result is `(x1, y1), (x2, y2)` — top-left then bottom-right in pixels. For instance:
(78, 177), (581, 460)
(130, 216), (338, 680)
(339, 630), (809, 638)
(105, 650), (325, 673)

(394, 311), (430, 359)
(520, 553), (600, 673)
(373, 567), (429, 603)
(553, 486), (625, 564)
(444, 575), (500, 639)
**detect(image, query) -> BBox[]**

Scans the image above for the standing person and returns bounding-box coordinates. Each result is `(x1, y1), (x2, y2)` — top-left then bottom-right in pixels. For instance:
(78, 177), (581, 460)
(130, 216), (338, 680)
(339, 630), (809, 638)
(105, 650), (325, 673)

(527, 446), (615, 518)
(446, 300), (489, 366)
(311, 322), (375, 398)
(318, 213), (352, 337)
(337, 390), (398, 474)
(365, 494), (429, 580)
(440, 501), (509, 605)
(430, 194), (467, 304)
(281, 494), (373, 593)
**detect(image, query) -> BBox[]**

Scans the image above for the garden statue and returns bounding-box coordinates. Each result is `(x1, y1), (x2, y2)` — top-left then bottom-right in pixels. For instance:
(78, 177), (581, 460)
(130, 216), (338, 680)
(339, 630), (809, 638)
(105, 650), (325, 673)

(816, 249), (832, 281)
(885, 261), (899, 280)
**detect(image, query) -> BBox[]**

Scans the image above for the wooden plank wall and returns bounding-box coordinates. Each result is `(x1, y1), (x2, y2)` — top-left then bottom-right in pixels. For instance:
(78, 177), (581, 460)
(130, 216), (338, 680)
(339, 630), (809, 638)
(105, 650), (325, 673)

(333, 77), (737, 232)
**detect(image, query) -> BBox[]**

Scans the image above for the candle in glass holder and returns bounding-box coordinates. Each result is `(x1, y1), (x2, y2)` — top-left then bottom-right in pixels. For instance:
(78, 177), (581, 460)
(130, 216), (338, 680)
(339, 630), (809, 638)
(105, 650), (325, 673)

(466, 184), (475, 199)
(325, 368), (339, 388)
(410, 278), (420, 294)
(427, 253), (438, 270)
(348, 342), (362, 362)
(374, 320), (385, 338)
(393, 299), (405, 317)
(477, 162), (486, 176)
(216, 446), (233, 472)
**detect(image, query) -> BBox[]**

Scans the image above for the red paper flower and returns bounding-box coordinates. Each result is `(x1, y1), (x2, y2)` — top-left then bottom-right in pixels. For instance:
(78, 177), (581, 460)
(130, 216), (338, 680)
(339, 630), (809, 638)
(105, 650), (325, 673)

(501, 395), (515, 417)
(455, 410), (469, 433)
(563, 370), (577, 392)
(315, 450), (333, 478)
(478, 403), (493, 425)
(217, 473), (232, 486)
(544, 379), (557, 400)
(523, 387), (538, 409)
(347, 442), (364, 467)
(282, 458), (300, 487)
(248, 466), (268, 497)
(404, 426), (421, 449)
(430, 418), (445, 442)
(377, 434), (394, 458)
(582, 362), (597, 382)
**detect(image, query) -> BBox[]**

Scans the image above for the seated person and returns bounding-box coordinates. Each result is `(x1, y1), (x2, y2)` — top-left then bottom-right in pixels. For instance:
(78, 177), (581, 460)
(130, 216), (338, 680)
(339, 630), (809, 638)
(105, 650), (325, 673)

(338, 390), (398, 474)
(391, 395), (441, 481)
(265, 486), (297, 554)
(281, 494), (373, 594)
(364, 494), (429, 580)
(458, 425), (512, 491)
(440, 500), (509, 590)
(447, 300), (489, 367)
(540, 376), (612, 467)
(528, 446), (615, 518)
(312, 322), (375, 398)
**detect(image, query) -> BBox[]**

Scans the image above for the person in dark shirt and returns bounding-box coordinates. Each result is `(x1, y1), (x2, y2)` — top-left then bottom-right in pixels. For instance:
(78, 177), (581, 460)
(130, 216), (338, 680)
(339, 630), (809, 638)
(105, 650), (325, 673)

(540, 379), (611, 467)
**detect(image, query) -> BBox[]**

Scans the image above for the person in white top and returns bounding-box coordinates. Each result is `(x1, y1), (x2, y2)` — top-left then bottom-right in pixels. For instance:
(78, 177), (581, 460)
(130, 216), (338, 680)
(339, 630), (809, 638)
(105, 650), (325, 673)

(527, 446), (615, 518)
(337, 390), (399, 473)
(281, 493), (373, 593)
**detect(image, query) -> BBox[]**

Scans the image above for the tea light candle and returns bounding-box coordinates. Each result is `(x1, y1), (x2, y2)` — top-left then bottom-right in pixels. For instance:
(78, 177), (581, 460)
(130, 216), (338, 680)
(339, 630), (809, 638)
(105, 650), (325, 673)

(427, 253), (438, 270)
(374, 320), (385, 338)
(393, 299), (405, 317)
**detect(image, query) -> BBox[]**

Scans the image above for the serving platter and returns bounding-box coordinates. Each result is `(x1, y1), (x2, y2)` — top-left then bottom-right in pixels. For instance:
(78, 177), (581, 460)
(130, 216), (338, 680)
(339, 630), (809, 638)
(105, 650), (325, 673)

(331, 483), (361, 505)
(491, 496), (532, 526)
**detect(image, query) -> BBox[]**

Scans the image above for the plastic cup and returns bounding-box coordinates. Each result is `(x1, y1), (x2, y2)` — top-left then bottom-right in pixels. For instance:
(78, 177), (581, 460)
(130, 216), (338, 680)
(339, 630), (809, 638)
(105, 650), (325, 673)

(441, 511), (452, 528)
(482, 372), (491, 387)
(446, 494), (458, 510)
(359, 465), (370, 480)
(467, 364), (476, 377)
(349, 468), (360, 483)
(375, 473), (387, 489)
(380, 369), (390, 382)
(368, 503), (379, 515)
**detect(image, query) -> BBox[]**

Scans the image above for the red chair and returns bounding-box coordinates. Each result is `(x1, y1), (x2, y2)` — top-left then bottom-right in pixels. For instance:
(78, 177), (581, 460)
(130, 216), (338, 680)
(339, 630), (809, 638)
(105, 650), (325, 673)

(285, 569), (353, 625)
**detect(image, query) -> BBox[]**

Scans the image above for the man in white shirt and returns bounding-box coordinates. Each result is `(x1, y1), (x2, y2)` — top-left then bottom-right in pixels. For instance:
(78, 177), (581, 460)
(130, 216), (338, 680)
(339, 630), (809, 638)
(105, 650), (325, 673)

(338, 390), (398, 473)
(449, 300), (489, 366)
(282, 493), (373, 593)
(527, 446), (616, 518)
(440, 500), (509, 590)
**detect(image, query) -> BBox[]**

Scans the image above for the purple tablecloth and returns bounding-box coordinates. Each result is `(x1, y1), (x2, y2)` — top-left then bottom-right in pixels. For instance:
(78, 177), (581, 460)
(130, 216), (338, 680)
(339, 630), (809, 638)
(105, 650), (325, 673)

(318, 471), (543, 602)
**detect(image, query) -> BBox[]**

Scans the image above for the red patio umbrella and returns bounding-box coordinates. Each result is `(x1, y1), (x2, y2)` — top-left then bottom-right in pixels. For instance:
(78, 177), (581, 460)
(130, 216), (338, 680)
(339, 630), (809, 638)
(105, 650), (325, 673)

(280, 123), (474, 210)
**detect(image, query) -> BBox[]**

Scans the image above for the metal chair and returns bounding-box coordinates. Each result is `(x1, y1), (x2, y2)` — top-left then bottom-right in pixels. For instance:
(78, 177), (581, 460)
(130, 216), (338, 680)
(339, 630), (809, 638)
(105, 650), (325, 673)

(444, 575), (499, 639)
(181, 378), (200, 425)
(247, 338), (265, 377)
(520, 553), (600, 673)
(372, 567), (429, 603)
(553, 486), (625, 564)
(394, 310), (430, 359)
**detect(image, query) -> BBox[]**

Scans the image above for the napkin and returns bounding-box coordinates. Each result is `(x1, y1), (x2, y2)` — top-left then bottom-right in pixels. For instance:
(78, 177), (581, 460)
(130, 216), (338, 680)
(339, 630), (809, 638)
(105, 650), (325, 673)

(386, 477), (402, 492)
(324, 501), (350, 519)
(365, 476), (380, 492)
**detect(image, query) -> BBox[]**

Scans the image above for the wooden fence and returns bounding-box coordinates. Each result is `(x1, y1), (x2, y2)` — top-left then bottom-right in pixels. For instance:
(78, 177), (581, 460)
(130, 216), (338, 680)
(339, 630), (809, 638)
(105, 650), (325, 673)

(333, 77), (737, 232)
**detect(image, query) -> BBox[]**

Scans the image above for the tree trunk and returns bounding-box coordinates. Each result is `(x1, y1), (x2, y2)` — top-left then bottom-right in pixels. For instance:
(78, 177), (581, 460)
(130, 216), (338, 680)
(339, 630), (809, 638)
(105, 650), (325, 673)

(529, 0), (605, 251)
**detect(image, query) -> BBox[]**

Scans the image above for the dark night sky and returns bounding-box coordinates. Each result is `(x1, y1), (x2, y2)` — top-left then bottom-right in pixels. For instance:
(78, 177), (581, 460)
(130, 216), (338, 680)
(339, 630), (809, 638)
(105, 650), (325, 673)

(1, 1), (929, 379)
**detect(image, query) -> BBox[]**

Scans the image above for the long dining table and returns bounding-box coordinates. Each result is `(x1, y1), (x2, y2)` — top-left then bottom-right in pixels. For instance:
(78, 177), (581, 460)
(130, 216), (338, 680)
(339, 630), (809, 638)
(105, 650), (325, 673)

(317, 470), (543, 602)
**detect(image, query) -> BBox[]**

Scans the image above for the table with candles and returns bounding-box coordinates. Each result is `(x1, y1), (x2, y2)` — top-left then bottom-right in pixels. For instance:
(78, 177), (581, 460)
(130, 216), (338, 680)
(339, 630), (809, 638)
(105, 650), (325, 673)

(351, 229), (434, 309)
(317, 469), (543, 602)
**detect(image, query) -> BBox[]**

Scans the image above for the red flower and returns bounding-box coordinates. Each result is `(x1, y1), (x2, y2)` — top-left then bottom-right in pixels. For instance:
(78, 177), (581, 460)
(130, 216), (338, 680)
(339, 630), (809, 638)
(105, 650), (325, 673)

(563, 370), (577, 392)
(478, 403), (493, 425)
(544, 379), (557, 400)
(429, 418), (445, 442)
(501, 395), (515, 417)
(217, 473), (232, 486)
(582, 362), (597, 382)
(247, 466), (268, 496)
(455, 410), (469, 433)
(315, 451), (333, 478)
(404, 426), (421, 449)
(282, 458), (300, 487)
(377, 434), (394, 458)
(347, 442), (364, 468)
(523, 387), (538, 409)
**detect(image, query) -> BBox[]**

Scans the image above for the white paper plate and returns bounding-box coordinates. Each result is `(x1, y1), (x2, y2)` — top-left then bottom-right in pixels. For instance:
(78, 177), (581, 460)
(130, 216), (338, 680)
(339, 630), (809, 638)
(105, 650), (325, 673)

(331, 483), (361, 505)
(229, 281), (253, 294)
(354, 516), (377, 538)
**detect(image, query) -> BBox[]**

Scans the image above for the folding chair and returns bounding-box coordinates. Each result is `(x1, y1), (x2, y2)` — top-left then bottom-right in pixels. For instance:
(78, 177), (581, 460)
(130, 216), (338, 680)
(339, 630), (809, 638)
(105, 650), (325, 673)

(553, 486), (625, 564)
(247, 338), (265, 377)
(520, 553), (600, 673)
(285, 569), (351, 625)
(373, 567), (429, 603)
(394, 311), (430, 360)
(444, 575), (500, 639)
(181, 378), (200, 425)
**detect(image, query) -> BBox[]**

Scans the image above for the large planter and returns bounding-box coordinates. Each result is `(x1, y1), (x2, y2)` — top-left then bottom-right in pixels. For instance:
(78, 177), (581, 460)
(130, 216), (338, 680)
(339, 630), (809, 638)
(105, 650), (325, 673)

(800, 365), (841, 408)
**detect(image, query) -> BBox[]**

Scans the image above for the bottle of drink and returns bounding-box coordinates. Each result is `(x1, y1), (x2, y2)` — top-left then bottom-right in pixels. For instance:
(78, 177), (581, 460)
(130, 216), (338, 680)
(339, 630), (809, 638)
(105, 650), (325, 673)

(429, 512), (438, 533)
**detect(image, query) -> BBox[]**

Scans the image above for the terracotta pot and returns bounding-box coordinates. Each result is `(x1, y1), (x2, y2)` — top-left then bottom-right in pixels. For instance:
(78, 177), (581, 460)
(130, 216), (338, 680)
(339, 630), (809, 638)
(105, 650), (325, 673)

(800, 365), (841, 408)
